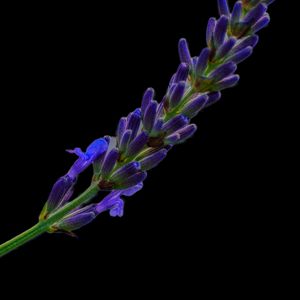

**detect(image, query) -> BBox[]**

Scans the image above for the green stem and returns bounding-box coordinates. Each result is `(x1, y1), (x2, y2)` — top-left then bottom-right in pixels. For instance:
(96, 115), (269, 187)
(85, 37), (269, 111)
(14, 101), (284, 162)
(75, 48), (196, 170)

(0, 184), (99, 258)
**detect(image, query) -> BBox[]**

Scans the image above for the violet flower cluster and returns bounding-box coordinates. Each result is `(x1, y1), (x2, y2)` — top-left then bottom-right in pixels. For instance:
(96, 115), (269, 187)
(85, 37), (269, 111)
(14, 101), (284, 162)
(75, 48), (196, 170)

(39, 0), (275, 234)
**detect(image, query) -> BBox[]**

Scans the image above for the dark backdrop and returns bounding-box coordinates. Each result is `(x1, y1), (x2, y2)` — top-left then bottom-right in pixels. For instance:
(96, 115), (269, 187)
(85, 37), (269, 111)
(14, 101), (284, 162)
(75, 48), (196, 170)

(0, 0), (290, 295)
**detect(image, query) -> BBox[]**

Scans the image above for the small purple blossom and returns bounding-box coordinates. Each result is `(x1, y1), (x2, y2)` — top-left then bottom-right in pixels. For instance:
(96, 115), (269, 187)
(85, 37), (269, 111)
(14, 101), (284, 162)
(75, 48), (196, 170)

(96, 183), (144, 217)
(40, 138), (108, 219)
(55, 184), (144, 232)
(67, 138), (108, 180)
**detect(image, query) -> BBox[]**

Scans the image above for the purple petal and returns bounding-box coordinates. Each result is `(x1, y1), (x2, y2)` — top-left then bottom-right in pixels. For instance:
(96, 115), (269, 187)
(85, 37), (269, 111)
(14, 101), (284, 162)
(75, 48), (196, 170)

(85, 138), (108, 160)
(93, 136), (111, 172)
(67, 147), (89, 160)
(109, 199), (124, 217)
(95, 191), (125, 217)
(66, 148), (86, 159)
(67, 138), (108, 162)
(95, 192), (120, 214)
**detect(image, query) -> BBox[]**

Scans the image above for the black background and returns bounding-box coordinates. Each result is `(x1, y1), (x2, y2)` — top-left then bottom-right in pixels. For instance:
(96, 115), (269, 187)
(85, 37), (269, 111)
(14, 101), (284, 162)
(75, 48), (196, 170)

(0, 0), (292, 295)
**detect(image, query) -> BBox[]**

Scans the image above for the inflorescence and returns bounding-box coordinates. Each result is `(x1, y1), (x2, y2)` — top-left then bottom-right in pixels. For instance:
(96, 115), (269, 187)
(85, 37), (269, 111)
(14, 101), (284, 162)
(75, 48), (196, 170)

(36, 0), (275, 234)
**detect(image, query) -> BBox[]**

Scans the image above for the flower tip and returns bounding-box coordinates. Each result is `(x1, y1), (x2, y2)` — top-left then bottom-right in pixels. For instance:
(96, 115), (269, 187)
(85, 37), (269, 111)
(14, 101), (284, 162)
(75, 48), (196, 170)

(217, 0), (230, 16)
(206, 92), (222, 107)
(133, 108), (142, 117)
(252, 14), (270, 33)
(122, 182), (144, 196)
(109, 200), (124, 217)
(178, 38), (192, 64)
(179, 37), (187, 44)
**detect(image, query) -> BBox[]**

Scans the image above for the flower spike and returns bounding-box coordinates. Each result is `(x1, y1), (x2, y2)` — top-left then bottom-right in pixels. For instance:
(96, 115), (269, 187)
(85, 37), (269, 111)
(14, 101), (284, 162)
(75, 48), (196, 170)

(0, 0), (276, 257)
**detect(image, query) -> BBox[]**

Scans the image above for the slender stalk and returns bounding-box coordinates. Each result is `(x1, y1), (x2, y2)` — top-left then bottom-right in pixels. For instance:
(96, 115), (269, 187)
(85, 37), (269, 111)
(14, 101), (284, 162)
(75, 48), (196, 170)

(0, 184), (99, 257)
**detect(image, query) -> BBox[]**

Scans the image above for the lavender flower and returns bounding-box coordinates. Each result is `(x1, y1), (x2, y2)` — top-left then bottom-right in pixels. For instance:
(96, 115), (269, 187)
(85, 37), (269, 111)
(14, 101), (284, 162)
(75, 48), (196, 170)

(42, 0), (275, 232)
(55, 184), (143, 232)
(0, 1), (276, 257)
(40, 138), (108, 219)
(67, 138), (108, 180)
